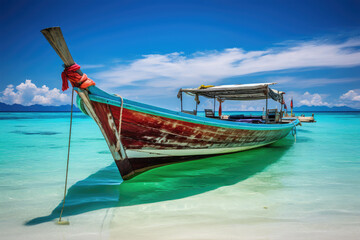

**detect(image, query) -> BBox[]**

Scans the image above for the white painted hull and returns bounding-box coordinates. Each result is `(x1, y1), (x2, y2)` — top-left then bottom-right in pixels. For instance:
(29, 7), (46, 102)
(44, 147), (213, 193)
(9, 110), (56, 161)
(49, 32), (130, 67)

(126, 141), (277, 159)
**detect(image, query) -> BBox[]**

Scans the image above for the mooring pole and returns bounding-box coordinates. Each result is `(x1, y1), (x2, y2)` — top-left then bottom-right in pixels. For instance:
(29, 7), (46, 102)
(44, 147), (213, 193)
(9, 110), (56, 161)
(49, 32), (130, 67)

(58, 87), (74, 225)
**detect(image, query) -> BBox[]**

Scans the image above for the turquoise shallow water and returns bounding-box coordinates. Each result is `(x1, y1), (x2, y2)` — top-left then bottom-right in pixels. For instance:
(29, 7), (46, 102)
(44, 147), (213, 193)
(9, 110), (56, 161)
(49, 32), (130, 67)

(0, 111), (359, 239)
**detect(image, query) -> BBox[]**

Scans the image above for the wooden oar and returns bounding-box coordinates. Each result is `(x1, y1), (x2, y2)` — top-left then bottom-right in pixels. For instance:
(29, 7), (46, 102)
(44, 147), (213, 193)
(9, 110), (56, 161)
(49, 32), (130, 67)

(41, 27), (82, 74)
(41, 27), (74, 67)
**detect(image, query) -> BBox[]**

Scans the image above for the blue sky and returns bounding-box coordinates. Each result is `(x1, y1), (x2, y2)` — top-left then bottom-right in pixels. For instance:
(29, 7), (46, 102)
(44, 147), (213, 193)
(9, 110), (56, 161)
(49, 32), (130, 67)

(1, 0), (360, 110)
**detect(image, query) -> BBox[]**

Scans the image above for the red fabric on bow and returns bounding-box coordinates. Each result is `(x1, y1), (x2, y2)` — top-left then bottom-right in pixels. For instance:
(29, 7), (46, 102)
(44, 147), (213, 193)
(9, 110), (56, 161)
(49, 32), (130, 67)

(61, 63), (95, 91)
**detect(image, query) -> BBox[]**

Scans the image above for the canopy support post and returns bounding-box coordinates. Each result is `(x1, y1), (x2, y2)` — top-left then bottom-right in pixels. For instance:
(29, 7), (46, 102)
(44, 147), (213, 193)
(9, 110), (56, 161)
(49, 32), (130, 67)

(280, 94), (283, 122)
(195, 94), (198, 115)
(265, 87), (269, 123)
(213, 96), (216, 115)
(195, 102), (198, 115)
(180, 91), (183, 112)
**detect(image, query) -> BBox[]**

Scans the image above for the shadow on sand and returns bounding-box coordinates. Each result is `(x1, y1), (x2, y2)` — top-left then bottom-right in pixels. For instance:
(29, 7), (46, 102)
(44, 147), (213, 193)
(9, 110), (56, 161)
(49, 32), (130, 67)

(25, 138), (294, 225)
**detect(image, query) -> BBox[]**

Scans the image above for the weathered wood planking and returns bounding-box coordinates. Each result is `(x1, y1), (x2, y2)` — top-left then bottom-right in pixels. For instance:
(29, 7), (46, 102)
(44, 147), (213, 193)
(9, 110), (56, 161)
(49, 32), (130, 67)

(88, 101), (291, 179)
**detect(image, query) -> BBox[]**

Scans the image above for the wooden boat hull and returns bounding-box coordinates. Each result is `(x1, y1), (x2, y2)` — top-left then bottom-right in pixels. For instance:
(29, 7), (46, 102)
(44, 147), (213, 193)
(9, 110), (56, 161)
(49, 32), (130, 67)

(77, 86), (298, 179)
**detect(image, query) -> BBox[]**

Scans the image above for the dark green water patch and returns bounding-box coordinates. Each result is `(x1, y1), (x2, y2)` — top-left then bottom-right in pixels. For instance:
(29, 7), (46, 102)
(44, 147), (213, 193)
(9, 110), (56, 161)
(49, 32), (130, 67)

(0, 115), (88, 120)
(294, 136), (313, 143)
(297, 128), (312, 133)
(48, 145), (63, 149)
(11, 130), (60, 135)
(0, 117), (33, 120)
(25, 138), (293, 225)
(98, 150), (110, 154)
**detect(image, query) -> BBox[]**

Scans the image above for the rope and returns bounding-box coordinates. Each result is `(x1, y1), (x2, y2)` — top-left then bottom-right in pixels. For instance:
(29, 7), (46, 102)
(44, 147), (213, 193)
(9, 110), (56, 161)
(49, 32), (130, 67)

(58, 87), (74, 224)
(118, 94), (124, 148)
(291, 122), (297, 143)
(114, 94), (126, 159)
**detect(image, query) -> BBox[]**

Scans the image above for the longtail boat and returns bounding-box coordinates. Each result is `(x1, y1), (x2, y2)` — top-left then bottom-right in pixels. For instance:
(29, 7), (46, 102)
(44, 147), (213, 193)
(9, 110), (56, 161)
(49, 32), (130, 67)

(41, 27), (299, 180)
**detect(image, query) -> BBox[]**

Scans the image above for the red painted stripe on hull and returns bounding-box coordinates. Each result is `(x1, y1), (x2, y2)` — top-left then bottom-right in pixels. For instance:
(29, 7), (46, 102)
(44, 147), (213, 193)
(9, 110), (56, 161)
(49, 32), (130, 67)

(108, 105), (290, 149)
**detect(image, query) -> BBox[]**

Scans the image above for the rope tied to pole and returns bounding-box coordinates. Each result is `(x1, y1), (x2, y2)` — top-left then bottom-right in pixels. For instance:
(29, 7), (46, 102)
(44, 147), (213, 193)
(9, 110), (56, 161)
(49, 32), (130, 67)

(57, 87), (74, 225)
(61, 63), (95, 91)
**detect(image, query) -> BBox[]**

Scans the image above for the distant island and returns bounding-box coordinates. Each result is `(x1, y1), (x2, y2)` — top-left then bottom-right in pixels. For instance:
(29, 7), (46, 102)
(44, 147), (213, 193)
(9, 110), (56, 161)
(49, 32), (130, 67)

(293, 105), (360, 112)
(0, 102), (81, 112)
(0, 102), (359, 112)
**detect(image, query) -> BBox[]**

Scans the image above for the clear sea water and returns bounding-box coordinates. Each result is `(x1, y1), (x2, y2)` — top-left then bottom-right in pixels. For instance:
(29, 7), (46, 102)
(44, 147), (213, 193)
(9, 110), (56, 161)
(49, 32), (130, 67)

(0, 111), (359, 239)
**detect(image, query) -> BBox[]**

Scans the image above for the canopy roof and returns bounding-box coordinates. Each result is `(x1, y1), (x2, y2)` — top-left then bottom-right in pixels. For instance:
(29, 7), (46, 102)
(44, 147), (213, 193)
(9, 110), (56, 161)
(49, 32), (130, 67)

(179, 83), (284, 102)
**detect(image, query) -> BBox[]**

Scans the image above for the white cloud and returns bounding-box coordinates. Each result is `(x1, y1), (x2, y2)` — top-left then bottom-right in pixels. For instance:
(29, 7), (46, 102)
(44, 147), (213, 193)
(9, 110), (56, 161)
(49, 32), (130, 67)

(340, 89), (360, 101)
(94, 38), (360, 92)
(0, 80), (70, 106)
(298, 92), (330, 106)
(285, 91), (330, 107)
(279, 90), (360, 109)
(87, 37), (360, 110)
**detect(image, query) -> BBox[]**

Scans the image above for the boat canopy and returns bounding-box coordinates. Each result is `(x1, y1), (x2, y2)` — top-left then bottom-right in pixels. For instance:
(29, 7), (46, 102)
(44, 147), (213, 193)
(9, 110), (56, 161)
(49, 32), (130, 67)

(178, 83), (284, 103)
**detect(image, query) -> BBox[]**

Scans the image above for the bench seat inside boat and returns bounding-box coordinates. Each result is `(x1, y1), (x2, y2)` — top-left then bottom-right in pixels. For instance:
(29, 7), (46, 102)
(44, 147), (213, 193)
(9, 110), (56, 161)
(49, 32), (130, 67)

(228, 114), (263, 120)
(221, 114), (264, 123)
(234, 119), (263, 123)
